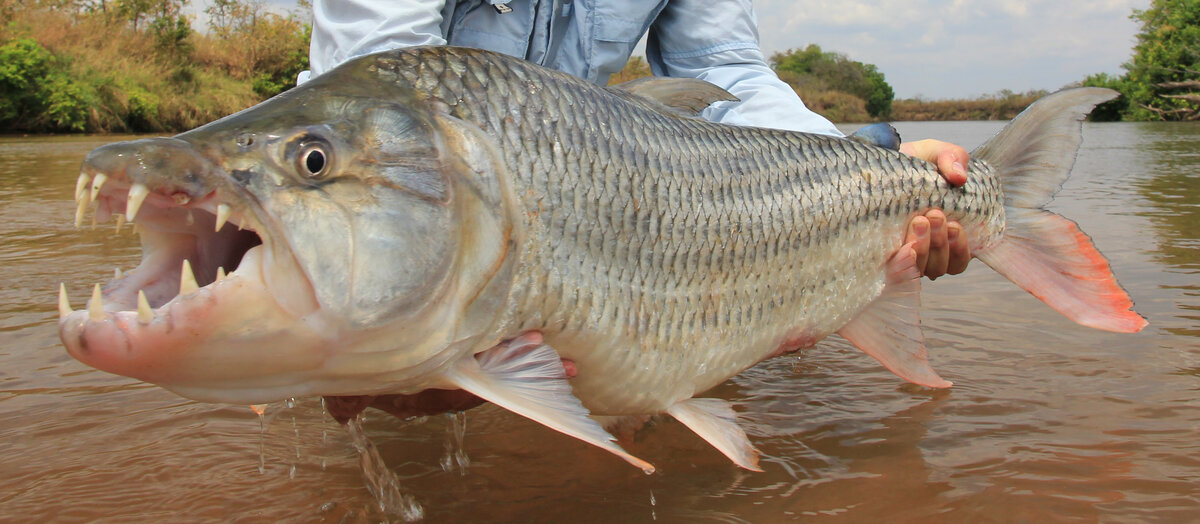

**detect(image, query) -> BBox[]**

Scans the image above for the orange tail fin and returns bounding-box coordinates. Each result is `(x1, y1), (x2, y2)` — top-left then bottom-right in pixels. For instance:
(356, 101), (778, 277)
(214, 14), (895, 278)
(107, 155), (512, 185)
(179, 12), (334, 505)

(972, 88), (1146, 333)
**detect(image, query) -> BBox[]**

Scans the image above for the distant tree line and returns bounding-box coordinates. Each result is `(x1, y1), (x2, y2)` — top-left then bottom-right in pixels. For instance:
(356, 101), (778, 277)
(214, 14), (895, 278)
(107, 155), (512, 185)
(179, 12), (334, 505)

(609, 45), (896, 123)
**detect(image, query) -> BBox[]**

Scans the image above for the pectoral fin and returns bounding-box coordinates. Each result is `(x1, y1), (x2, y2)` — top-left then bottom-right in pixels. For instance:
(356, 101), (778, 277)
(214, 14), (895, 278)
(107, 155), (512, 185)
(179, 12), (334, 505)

(667, 398), (762, 471)
(837, 243), (952, 388)
(442, 333), (655, 473)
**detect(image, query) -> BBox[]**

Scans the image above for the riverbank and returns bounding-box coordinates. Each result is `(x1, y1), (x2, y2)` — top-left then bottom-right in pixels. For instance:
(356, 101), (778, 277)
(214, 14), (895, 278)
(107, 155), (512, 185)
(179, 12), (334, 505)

(0, 2), (307, 134)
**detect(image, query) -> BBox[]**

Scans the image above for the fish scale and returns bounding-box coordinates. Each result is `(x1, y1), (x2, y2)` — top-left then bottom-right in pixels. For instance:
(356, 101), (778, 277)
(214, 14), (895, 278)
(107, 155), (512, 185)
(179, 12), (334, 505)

(62, 46), (1141, 471)
(384, 48), (1001, 413)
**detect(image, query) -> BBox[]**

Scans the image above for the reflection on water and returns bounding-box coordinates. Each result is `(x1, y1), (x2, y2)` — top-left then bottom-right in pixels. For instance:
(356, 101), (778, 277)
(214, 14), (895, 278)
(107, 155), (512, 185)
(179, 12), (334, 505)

(1131, 123), (1200, 337)
(1, 124), (1199, 522)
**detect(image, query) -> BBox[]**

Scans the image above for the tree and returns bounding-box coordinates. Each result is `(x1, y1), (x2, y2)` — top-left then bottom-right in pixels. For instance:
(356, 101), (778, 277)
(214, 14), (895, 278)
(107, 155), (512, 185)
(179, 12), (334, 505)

(113, 0), (185, 32)
(202, 0), (310, 97)
(770, 45), (894, 118)
(1123, 0), (1200, 120)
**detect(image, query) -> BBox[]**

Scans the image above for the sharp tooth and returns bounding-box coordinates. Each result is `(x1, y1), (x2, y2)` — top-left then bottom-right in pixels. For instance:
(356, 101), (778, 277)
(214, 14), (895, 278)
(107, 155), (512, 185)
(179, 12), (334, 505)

(75, 173), (92, 201)
(180, 259), (199, 295)
(216, 266), (226, 281)
(126, 183), (149, 221)
(58, 283), (72, 318)
(114, 214), (126, 231)
(132, 223), (142, 236)
(89, 283), (104, 321)
(114, 267), (122, 279)
(215, 204), (231, 232)
(137, 290), (153, 324)
(90, 173), (108, 200)
(74, 198), (87, 228)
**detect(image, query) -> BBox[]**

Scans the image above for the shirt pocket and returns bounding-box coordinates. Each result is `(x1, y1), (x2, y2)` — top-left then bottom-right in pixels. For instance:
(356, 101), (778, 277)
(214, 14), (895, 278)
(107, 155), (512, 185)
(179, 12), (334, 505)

(588, 16), (647, 81)
(447, 0), (537, 59)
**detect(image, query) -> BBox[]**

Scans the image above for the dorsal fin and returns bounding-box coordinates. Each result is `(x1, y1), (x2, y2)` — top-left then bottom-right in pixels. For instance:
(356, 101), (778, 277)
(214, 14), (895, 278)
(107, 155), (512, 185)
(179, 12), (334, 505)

(849, 122), (902, 150)
(612, 77), (739, 117)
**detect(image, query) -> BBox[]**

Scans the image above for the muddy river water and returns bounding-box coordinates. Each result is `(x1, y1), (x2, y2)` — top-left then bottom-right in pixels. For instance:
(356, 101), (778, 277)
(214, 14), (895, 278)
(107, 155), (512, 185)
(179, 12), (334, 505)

(1, 121), (1197, 522)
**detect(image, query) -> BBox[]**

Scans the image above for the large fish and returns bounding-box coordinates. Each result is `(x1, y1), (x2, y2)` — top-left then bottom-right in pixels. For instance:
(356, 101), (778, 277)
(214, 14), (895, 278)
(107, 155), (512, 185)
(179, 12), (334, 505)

(58, 46), (1145, 473)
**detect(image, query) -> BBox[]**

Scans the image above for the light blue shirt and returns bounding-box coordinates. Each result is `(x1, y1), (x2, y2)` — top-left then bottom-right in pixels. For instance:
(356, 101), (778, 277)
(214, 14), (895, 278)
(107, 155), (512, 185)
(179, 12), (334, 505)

(301, 0), (843, 136)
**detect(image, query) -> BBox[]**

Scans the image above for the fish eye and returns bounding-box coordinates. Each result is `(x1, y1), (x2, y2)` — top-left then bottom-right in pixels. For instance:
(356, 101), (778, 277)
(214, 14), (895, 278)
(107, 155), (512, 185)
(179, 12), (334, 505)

(296, 143), (330, 178)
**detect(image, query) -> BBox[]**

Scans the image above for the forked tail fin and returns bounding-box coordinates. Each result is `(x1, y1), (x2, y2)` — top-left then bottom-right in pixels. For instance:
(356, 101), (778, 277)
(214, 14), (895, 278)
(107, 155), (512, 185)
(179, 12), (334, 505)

(972, 87), (1147, 333)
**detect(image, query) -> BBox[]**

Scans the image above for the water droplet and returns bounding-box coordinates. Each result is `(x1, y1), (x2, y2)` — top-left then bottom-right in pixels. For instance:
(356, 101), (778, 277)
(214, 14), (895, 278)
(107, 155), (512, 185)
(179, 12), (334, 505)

(345, 416), (424, 521)
(252, 404), (268, 475)
(440, 411), (470, 474)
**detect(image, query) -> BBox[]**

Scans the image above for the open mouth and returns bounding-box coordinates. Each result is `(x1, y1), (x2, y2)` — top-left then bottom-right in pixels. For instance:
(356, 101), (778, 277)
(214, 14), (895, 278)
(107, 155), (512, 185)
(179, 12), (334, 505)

(59, 171), (266, 324)
(56, 138), (331, 399)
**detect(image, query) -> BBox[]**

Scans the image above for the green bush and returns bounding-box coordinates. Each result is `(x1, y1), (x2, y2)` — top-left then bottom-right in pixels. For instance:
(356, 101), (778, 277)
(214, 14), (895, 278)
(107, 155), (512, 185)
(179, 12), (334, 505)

(0, 38), (54, 127)
(44, 74), (97, 131)
(1080, 73), (1132, 121)
(772, 45), (894, 118)
(0, 38), (97, 131)
(124, 84), (161, 130)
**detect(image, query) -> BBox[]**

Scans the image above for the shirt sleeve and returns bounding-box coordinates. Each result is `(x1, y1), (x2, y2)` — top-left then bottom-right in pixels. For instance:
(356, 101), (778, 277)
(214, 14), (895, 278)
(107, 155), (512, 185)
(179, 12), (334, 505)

(646, 0), (843, 136)
(300, 0), (449, 84)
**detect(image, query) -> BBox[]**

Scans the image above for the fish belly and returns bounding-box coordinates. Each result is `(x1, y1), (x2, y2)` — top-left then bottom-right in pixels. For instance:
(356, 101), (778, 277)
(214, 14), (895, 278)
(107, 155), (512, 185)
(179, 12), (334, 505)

(537, 217), (912, 415)
(494, 127), (971, 415)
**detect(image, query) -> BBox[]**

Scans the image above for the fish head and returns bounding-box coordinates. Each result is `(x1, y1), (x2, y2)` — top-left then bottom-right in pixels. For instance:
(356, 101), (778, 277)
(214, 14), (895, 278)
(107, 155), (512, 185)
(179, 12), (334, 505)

(59, 57), (518, 404)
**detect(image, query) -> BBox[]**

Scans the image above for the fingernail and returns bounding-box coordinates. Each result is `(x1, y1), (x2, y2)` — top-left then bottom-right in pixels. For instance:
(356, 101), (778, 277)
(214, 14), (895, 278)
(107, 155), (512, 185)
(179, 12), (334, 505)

(953, 162), (966, 176)
(948, 226), (959, 242)
(914, 221), (928, 235)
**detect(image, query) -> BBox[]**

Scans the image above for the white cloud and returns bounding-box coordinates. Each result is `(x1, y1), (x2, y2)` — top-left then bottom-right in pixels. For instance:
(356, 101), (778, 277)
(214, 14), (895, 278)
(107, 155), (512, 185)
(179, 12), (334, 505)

(754, 0), (1146, 99)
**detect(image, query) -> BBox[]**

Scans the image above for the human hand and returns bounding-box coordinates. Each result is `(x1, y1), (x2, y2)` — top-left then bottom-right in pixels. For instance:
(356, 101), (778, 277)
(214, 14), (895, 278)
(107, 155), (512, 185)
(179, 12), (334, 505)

(900, 139), (968, 186)
(898, 139), (972, 279)
(904, 209), (970, 279)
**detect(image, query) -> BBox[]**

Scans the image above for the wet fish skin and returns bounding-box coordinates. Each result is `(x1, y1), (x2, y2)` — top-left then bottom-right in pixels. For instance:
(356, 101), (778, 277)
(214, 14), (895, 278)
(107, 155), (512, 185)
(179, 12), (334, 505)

(373, 47), (1006, 413)
(60, 46), (1144, 472)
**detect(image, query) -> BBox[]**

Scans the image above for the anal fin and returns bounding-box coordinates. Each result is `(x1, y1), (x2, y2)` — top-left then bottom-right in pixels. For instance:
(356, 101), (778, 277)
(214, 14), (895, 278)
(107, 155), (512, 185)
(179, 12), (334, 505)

(442, 333), (655, 473)
(837, 243), (952, 388)
(667, 398), (762, 472)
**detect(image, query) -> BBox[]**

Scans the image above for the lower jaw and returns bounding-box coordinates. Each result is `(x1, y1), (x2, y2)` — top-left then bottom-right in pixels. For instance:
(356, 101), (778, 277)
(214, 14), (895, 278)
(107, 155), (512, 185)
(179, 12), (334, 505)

(59, 262), (330, 401)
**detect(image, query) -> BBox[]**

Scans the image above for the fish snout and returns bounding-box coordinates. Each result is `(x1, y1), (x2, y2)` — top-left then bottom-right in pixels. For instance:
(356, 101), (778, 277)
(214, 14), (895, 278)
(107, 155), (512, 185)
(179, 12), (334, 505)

(81, 137), (223, 206)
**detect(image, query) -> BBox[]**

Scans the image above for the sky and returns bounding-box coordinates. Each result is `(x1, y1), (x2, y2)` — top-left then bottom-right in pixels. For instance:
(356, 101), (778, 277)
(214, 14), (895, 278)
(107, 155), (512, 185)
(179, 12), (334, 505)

(245, 0), (1147, 100)
(752, 0), (1147, 99)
